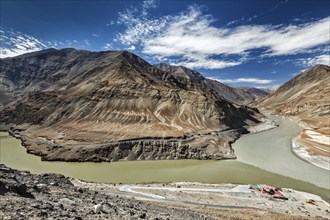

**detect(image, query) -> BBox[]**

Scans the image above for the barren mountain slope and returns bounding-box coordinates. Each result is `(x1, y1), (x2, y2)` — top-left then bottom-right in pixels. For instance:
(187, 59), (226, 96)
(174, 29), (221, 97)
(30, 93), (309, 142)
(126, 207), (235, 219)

(155, 64), (269, 105)
(0, 49), (261, 162)
(262, 65), (330, 160)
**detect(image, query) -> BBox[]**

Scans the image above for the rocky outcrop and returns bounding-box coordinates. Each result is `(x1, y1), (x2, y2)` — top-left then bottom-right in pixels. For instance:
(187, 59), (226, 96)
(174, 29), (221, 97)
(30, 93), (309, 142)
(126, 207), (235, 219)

(0, 164), (213, 219)
(0, 48), (261, 162)
(1, 164), (325, 220)
(8, 127), (242, 162)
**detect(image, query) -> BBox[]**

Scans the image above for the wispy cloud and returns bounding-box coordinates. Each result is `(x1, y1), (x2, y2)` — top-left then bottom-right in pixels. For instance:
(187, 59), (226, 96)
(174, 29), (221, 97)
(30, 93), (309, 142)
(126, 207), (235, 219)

(208, 77), (274, 84)
(141, 0), (158, 16)
(115, 4), (330, 70)
(127, 45), (135, 50)
(290, 69), (307, 77)
(256, 84), (281, 91)
(103, 43), (112, 50)
(297, 54), (330, 67)
(0, 28), (48, 58)
(269, 0), (289, 11)
(173, 58), (242, 70)
(0, 27), (95, 58)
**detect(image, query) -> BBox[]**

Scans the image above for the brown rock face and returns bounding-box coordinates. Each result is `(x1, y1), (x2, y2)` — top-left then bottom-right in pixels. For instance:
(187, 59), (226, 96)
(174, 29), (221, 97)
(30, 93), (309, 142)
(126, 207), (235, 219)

(0, 48), (260, 162)
(155, 63), (269, 105)
(262, 65), (330, 124)
(261, 64), (330, 157)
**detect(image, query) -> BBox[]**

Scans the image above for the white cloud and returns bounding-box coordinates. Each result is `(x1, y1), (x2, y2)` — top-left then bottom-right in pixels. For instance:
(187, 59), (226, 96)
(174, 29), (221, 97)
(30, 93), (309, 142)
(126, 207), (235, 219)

(298, 54), (330, 67)
(103, 43), (112, 50)
(0, 28), (94, 57)
(209, 77), (274, 84)
(0, 28), (47, 58)
(173, 58), (242, 70)
(269, 0), (289, 11)
(142, 0), (157, 15)
(290, 69), (308, 77)
(256, 84), (281, 92)
(127, 45), (136, 50)
(92, 34), (99, 37)
(115, 4), (330, 70)
(106, 20), (115, 26)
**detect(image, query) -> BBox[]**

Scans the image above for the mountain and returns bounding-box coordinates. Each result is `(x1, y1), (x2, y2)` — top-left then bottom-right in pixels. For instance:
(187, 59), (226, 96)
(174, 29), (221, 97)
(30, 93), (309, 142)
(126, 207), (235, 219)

(0, 48), (261, 162)
(155, 63), (268, 105)
(262, 65), (329, 119)
(238, 87), (269, 98)
(255, 85), (280, 94)
(262, 65), (330, 159)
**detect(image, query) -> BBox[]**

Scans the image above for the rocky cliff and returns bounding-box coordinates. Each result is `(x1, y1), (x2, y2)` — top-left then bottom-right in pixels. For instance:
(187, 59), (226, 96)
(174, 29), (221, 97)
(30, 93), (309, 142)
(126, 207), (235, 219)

(0, 48), (261, 162)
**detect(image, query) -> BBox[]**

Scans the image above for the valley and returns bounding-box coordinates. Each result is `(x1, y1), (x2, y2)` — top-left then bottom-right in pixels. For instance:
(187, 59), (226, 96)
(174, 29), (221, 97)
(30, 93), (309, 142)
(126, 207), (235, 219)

(261, 65), (330, 170)
(0, 49), (329, 219)
(1, 0), (329, 219)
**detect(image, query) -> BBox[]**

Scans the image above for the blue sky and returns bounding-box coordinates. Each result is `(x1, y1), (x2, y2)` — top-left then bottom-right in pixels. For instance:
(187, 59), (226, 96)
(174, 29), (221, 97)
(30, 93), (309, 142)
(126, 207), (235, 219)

(0, 0), (329, 88)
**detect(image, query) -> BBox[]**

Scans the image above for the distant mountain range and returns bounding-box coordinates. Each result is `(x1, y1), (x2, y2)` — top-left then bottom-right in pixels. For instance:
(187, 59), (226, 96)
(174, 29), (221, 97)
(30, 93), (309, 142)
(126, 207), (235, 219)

(155, 63), (269, 105)
(0, 48), (261, 162)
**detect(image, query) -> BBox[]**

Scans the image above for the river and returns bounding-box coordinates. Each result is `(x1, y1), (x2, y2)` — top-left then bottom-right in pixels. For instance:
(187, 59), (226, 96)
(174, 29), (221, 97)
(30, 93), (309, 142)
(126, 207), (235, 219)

(0, 116), (329, 200)
(234, 115), (330, 189)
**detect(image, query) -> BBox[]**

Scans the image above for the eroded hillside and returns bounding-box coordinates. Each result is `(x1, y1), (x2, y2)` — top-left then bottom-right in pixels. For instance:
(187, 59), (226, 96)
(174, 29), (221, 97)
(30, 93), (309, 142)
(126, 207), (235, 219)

(261, 65), (330, 161)
(0, 49), (261, 162)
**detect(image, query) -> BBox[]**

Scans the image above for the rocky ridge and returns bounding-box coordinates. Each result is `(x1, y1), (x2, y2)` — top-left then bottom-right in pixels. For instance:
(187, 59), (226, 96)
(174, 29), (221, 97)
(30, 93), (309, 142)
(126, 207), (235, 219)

(0, 48), (261, 162)
(261, 64), (330, 162)
(155, 63), (269, 105)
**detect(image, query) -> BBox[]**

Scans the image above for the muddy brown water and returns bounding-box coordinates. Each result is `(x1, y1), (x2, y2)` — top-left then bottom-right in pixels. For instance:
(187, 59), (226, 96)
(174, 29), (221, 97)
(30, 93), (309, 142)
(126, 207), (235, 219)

(0, 116), (329, 201)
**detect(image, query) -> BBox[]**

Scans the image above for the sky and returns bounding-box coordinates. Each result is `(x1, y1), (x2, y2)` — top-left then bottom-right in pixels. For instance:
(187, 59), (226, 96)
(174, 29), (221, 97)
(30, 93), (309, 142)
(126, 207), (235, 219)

(0, 0), (329, 88)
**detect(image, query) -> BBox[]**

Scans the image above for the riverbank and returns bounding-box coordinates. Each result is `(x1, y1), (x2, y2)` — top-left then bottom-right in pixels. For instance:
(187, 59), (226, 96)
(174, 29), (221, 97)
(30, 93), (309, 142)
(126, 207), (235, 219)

(1, 165), (328, 220)
(257, 110), (330, 171)
(0, 113), (275, 164)
(290, 118), (329, 171)
(247, 116), (278, 134)
(232, 114), (330, 190)
(1, 123), (247, 162)
(292, 137), (330, 170)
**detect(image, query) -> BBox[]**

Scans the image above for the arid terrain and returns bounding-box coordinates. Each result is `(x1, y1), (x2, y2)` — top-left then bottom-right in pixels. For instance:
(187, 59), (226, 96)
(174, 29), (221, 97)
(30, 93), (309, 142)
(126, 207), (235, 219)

(155, 63), (269, 105)
(261, 65), (330, 169)
(1, 0), (329, 219)
(0, 48), (263, 162)
(0, 49), (329, 219)
(1, 165), (328, 220)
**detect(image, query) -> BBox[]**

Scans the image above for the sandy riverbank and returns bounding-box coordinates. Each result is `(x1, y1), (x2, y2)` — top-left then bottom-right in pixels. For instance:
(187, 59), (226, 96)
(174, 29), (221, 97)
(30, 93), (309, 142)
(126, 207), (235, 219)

(257, 111), (330, 170)
(291, 119), (330, 170)
(292, 137), (330, 170)
(247, 116), (278, 134)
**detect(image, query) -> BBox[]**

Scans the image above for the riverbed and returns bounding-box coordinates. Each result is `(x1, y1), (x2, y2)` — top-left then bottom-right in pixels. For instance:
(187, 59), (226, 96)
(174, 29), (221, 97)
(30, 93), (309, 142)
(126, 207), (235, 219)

(234, 115), (330, 189)
(0, 116), (329, 200)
